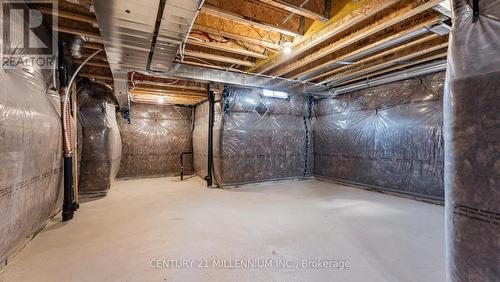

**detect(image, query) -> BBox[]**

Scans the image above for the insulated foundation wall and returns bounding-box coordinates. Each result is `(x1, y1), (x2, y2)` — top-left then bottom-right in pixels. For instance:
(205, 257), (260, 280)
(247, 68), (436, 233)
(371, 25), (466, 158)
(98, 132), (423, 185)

(77, 79), (122, 198)
(314, 72), (445, 199)
(445, 0), (500, 280)
(117, 102), (193, 178)
(192, 98), (223, 184)
(193, 87), (312, 187)
(0, 3), (63, 265)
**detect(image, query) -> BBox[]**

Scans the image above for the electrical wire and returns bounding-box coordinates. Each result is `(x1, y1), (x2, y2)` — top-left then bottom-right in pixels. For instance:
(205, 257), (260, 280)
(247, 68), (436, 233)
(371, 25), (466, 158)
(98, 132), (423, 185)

(62, 49), (103, 154)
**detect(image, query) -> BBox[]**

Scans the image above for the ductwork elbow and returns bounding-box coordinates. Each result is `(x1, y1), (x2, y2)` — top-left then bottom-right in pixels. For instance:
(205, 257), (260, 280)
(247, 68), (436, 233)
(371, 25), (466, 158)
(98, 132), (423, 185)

(70, 35), (87, 59)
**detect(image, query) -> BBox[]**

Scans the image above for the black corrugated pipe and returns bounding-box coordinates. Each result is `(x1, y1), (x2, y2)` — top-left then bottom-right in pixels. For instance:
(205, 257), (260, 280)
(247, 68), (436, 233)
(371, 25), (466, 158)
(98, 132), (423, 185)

(59, 42), (76, 221)
(205, 86), (214, 187)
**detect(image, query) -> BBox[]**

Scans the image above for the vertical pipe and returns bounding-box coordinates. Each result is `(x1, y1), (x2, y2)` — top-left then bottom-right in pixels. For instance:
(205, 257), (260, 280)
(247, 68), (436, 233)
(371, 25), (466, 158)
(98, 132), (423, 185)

(58, 42), (75, 221)
(71, 82), (79, 209)
(180, 153), (184, 181)
(206, 86), (214, 187)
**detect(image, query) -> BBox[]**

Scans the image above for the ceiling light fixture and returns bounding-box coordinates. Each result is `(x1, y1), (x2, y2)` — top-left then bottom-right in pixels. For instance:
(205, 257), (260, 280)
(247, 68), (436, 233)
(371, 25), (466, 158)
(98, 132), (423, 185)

(283, 41), (292, 55)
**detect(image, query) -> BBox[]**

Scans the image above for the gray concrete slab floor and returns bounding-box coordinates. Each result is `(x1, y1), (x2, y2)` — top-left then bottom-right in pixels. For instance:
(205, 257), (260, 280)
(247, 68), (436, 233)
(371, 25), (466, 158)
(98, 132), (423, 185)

(0, 177), (445, 282)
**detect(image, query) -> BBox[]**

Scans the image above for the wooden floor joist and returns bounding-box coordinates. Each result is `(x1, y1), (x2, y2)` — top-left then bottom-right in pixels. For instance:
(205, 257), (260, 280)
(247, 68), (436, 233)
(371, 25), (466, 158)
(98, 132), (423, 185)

(270, 0), (444, 77)
(183, 50), (255, 67)
(200, 4), (302, 37)
(133, 80), (207, 92)
(187, 39), (268, 59)
(310, 32), (442, 82)
(296, 15), (443, 81)
(79, 73), (113, 81)
(83, 43), (105, 50)
(249, 0), (401, 74)
(256, 0), (327, 22)
(131, 87), (207, 97)
(192, 24), (281, 50)
(323, 40), (449, 85)
(337, 51), (448, 86)
(54, 26), (102, 40)
(73, 59), (109, 68)
(130, 94), (205, 105)
(321, 33), (441, 82)
(38, 6), (97, 24)
(179, 60), (245, 73)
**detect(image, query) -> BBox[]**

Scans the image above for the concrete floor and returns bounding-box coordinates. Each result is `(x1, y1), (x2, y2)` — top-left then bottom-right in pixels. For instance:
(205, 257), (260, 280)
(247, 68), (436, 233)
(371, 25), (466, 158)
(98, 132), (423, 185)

(0, 177), (445, 282)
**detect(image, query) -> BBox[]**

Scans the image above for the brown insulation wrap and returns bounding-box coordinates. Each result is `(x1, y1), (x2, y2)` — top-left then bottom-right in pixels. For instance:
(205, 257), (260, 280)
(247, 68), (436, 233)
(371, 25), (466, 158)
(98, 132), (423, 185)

(0, 2), (63, 264)
(314, 72), (445, 199)
(193, 87), (312, 187)
(77, 79), (121, 198)
(192, 97), (223, 184)
(117, 102), (193, 178)
(445, 0), (500, 280)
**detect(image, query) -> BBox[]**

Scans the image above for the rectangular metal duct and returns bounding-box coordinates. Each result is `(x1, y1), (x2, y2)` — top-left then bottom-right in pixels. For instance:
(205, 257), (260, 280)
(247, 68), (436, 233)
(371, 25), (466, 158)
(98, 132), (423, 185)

(94, 0), (203, 115)
(93, 0), (203, 72)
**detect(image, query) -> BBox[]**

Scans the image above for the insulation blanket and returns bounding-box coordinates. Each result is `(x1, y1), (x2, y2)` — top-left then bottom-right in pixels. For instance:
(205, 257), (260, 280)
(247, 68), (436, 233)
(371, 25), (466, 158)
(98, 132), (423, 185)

(117, 102), (193, 178)
(445, 0), (500, 280)
(314, 72), (445, 199)
(193, 87), (313, 187)
(0, 3), (63, 264)
(77, 79), (121, 198)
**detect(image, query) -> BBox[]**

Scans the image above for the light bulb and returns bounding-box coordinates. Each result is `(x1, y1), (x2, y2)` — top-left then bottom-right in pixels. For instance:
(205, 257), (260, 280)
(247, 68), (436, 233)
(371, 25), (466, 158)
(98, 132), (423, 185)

(283, 41), (292, 55)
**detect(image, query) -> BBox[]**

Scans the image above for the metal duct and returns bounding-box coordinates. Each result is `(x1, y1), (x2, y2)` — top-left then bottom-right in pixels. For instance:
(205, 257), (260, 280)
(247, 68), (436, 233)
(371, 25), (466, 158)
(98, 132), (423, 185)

(331, 60), (447, 96)
(155, 63), (334, 96)
(93, 0), (203, 72)
(69, 35), (87, 58)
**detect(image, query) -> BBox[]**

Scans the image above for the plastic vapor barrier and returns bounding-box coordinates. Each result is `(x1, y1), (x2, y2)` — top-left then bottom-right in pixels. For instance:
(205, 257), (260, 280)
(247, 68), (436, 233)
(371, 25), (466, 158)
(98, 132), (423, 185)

(314, 72), (445, 199)
(0, 2), (63, 266)
(445, 0), (500, 280)
(117, 102), (193, 178)
(192, 97), (223, 184)
(193, 87), (313, 187)
(77, 79), (121, 198)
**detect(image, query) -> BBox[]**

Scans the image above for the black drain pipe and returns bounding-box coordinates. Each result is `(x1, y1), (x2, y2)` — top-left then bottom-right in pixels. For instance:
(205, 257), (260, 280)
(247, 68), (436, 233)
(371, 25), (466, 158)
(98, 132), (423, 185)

(59, 42), (76, 221)
(205, 86), (214, 187)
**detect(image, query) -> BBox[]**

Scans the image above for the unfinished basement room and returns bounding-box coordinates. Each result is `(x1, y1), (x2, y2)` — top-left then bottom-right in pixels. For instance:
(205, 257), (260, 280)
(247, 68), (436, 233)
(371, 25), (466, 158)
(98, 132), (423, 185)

(0, 0), (499, 281)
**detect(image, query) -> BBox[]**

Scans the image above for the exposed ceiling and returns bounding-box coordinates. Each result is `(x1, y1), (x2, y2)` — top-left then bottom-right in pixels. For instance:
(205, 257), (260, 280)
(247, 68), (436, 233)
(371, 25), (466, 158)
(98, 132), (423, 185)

(38, 0), (451, 106)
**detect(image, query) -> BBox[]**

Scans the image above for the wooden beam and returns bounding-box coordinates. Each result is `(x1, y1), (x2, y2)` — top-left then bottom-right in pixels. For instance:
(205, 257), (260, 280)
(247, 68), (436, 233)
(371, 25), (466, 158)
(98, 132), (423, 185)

(201, 4), (302, 37)
(54, 26), (101, 40)
(183, 50), (255, 67)
(130, 93), (206, 100)
(295, 15), (442, 81)
(73, 59), (109, 68)
(256, 0), (327, 21)
(270, 0), (444, 77)
(192, 24), (280, 49)
(249, 0), (400, 73)
(337, 51), (448, 86)
(323, 40), (449, 85)
(79, 73), (112, 80)
(38, 6), (97, 24)
(130, 92), (206, 105)
(179, 60), (245, 73)
(131, 87), (207, 97)
(310, 32), (441, 82)
(133, 80), (207, 92)
(83, 43), (105, 50)
(187, 39), (267, 59)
